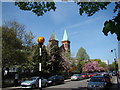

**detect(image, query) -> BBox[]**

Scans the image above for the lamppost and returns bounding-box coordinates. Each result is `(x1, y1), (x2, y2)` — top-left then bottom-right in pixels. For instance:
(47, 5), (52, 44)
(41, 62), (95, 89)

(111, 49), (119, 88)
(37, 36), (45, 88)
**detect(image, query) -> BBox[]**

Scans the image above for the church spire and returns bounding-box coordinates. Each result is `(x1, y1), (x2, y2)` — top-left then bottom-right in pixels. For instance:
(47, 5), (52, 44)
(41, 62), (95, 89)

(61, 29), (70, 53)
(50, 32), (58, 41)
(62, 29), (69, 41)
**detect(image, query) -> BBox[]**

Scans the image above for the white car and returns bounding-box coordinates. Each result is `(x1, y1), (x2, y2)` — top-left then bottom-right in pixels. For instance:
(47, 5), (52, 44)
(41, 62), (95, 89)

(71, 74), (82, 81)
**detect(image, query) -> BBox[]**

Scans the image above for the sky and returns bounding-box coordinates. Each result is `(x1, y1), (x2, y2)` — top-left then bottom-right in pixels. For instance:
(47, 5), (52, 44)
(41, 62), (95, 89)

(2, 2), (119, 64)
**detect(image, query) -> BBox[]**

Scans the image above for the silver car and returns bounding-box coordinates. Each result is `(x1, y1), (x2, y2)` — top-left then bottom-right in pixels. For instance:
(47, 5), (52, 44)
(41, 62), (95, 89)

(87, 76), (107, 90)
(20, 76), (48, 88)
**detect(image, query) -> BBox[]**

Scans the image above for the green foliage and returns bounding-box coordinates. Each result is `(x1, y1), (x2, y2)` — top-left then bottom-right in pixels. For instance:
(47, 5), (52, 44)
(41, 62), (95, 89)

(49, 41), (63, 75)
(15, 2), (56, 16)
(103, 13), (120, 40)
(76, 47), (90, 60)
(50, 41), (59, 56)
(109, 61), (118, 71)
(76, 2), (110, 16)
(2, 26), (25, 67)
(77, 60), (86, 73)
(32, 44), (50, 72)
(92, 59), (107, 70)
(2, 21), (35, 69)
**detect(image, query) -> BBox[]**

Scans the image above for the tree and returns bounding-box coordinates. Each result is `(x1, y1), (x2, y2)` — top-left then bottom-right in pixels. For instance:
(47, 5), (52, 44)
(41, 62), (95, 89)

(15, 2), (56, 16)
(15, 2), (120, 41)
(2, 21), (35, 69)
(92, 59), (107, 70)
(83, 61), (105, 72)
(76, 47), (90, 60)
(2, 26), (25, 67)
(109, 61), (118, 71)
(32, 44), (50, 73)
(49, 41), (64, 75)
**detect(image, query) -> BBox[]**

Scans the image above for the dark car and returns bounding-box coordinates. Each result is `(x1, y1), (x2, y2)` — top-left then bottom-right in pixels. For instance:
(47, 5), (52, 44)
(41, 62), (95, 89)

(87, 76), (107, 90)
(48, 75), (64, 86)
(112, 71), (117, 76)
(103, 74), (112, 85)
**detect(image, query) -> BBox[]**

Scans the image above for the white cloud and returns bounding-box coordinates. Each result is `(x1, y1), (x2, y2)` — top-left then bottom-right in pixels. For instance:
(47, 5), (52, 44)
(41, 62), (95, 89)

(63, 16), (103, 30)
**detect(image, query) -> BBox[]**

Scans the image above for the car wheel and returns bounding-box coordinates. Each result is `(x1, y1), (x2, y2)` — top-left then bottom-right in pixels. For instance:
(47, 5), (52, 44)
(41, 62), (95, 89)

(45, 83), (48, 87)
(52, 82), (56, 86)
(32, 84), (35, 88)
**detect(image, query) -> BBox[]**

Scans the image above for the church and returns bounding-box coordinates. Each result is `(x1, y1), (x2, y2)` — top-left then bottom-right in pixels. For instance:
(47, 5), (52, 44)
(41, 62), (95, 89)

(46, 30), (71, 71)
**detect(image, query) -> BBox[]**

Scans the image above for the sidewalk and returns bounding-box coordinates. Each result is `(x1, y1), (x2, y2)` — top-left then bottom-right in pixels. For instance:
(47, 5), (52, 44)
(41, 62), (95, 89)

(110, 76), (120, 89)
(64, 79), (71, 82)
(2, 86), (21, 90)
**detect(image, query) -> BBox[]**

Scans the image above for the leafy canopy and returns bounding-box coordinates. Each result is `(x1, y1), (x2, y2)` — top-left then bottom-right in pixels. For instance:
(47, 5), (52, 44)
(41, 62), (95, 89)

(2, 21), (35, 68)
(76, 47), (90, 60)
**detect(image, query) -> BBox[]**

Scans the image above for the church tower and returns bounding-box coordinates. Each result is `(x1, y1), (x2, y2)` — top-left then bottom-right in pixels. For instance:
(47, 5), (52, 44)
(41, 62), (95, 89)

(61, 30), (70, 53)
(49, 33), (59, 47)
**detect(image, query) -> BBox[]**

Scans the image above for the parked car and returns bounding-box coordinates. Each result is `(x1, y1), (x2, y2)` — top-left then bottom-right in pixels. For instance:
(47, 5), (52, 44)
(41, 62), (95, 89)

(112, 71), (117, 76)
(87, 73), (93, 78)
(92, 72), (99, 76)
(41, 77), (48, 87)
(80, 73), (88, 79)
(87, 76), (107, 89)
(47, 75), (64, 86)
(103, 74), (112, 85)
(20, 76), (48, 88)
(71, 74), (82, 81)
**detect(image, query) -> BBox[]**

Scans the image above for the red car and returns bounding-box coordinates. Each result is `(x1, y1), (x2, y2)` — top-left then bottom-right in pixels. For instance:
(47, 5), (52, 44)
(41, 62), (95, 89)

(80, 73), (88, 79)
(87, 73), (93, 78)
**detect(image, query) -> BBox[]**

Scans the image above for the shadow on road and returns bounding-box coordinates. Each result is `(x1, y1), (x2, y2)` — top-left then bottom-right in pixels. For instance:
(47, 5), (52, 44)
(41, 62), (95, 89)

(71, 83), (120, 90)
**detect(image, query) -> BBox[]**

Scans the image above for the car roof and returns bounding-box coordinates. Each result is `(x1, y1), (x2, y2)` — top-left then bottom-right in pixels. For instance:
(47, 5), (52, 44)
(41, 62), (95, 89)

(31, 76), (40, 78)
(92, 75), (104, 78)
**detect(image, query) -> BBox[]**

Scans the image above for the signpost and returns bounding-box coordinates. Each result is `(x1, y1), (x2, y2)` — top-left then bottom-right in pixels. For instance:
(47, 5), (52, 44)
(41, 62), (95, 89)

(37, 36), (45, 89)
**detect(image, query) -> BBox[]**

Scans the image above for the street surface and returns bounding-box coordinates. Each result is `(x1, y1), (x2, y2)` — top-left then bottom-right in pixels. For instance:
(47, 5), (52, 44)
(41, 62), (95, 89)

(43, 79), (88, 90)
(43, 78), (88, 90)
(2, 76), (120, 90)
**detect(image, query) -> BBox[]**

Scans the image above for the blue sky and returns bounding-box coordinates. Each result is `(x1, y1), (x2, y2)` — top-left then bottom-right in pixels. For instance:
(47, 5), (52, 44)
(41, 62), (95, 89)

(2, 2), (119, 64)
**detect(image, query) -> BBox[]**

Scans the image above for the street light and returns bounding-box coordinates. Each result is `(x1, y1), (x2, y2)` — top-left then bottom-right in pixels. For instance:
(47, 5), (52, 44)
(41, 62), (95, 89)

(37, 36), (45, 88)
(111, 49), (119, 88)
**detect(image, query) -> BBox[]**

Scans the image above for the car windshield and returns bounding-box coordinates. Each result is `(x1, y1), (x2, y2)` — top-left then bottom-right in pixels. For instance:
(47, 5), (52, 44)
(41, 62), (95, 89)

(90, 77), (104, 82)
(73, 74), (79, 76)
(28, 77), (38, 81)
(80, 73), (86, 75)
(48, 76), (56, 79)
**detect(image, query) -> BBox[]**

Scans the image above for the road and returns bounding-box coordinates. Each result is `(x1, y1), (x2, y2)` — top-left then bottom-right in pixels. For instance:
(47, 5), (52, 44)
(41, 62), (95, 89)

(43, 79), (89, 90)
(2, 76), (120, 90)
(43, 76), (120, 90)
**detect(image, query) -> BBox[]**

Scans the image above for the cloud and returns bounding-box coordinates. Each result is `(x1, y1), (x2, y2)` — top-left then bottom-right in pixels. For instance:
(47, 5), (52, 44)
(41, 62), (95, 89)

(63, 16), (103, 30)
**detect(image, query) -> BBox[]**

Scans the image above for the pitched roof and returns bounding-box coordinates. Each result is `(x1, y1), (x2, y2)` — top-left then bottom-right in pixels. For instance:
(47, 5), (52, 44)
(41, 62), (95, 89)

(50, 33), (58, 41)
(62, 29), (69, 41)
